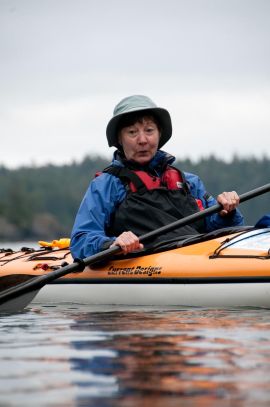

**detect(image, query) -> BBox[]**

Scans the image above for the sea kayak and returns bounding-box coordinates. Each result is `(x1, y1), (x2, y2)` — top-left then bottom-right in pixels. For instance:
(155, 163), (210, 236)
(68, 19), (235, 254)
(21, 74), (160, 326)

(0, 227), (270, 308)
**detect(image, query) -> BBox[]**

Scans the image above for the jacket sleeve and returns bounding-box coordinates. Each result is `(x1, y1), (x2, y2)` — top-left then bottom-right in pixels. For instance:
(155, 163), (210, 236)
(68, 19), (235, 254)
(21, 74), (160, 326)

(184, 172), (244, 232)
(70, 173), (126, 258)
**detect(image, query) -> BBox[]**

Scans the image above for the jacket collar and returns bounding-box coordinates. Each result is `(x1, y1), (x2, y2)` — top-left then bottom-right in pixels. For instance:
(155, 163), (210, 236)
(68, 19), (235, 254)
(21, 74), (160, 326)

(112, 149), (175, 175)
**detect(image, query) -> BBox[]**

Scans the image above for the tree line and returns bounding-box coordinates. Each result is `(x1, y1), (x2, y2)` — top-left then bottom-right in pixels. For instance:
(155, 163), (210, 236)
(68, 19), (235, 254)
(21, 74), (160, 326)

(0, 155), (269, 242)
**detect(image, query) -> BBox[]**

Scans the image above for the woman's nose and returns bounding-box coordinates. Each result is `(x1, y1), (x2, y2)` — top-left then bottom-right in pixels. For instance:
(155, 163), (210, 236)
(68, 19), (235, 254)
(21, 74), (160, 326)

(137, 131), (148, 143)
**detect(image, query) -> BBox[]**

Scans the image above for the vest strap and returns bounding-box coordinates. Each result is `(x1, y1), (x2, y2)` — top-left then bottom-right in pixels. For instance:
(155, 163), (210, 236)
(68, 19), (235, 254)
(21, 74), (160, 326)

(103, 166), (149, 192)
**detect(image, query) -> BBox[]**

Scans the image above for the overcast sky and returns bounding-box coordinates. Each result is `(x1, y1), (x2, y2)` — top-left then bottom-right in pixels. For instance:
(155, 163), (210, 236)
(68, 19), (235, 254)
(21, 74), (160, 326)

(1, 0), (269, 168)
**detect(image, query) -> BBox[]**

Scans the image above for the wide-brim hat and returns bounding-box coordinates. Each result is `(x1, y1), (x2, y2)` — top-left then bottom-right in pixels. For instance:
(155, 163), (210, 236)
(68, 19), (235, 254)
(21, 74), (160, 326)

(106, 95), (172, 148)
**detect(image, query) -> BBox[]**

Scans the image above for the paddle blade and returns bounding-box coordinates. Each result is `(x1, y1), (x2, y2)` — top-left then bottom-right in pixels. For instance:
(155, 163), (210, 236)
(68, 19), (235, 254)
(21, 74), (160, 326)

(0, 290), (39, 313)
(0, 274), (36, 292)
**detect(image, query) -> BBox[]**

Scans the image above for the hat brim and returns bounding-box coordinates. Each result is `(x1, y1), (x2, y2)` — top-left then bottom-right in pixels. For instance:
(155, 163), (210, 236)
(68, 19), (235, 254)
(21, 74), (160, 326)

(106, 107), (172, 149)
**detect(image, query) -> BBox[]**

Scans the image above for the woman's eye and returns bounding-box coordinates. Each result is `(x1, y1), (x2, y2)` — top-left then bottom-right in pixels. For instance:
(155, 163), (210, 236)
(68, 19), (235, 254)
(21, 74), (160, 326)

(128, 129), (137, 136)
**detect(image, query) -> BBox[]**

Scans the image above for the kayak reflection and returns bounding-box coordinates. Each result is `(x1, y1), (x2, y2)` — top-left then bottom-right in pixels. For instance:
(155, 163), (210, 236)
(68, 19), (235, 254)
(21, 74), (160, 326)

(67, 307), (270, 406)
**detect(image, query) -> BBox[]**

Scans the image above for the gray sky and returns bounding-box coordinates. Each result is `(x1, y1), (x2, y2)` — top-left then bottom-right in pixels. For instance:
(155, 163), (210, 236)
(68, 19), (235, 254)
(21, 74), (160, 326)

(1, 0), (270, 168)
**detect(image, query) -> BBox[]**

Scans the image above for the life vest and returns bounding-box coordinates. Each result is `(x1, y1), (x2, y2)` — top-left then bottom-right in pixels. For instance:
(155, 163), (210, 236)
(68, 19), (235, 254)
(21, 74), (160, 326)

(99, 165), (206, 246)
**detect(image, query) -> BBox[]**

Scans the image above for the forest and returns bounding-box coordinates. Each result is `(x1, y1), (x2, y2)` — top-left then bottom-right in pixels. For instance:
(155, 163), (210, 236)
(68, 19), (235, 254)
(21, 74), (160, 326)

(0, 155), (269, 242)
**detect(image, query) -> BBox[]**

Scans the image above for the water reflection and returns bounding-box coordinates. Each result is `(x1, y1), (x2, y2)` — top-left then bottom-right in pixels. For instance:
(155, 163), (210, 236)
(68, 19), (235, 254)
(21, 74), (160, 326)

(0, 306), (270, 406)
(67, 307), (270, 406)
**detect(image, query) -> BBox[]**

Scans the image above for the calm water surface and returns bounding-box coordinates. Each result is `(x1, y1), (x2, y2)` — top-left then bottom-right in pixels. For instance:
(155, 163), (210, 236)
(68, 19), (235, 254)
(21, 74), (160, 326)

(1, 242), (270, 406)
(0, 304), (270, 406)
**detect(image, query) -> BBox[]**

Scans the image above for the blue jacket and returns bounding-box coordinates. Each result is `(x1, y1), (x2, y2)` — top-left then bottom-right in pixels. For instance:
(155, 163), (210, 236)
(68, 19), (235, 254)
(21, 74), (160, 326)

(71, 151), (244, 258)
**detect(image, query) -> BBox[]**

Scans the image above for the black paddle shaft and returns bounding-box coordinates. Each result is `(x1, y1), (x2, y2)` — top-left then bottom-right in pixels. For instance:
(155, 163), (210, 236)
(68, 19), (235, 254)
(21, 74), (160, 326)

(78, 182), (270, 269)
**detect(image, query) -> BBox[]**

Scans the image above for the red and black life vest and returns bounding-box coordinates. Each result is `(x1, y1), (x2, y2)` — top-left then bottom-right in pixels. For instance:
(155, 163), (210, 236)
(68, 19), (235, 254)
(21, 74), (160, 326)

(100, 165), (206, 246)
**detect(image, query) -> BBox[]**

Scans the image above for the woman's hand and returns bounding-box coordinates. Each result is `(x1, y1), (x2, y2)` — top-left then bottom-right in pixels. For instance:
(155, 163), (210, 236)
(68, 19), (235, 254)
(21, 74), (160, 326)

(110, 231), (144, 254)
(217, 191), (240, 216)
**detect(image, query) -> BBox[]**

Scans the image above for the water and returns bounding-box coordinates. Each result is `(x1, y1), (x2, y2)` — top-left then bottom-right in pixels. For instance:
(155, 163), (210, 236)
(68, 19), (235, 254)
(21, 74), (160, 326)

(1, 241), (270, 406)
(1, 304), (270, 406)
(1, 241), (40, 251)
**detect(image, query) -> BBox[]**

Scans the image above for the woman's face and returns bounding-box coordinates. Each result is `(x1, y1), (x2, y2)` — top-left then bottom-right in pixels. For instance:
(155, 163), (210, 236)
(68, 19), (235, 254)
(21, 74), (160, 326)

(118, 117), (160, 165)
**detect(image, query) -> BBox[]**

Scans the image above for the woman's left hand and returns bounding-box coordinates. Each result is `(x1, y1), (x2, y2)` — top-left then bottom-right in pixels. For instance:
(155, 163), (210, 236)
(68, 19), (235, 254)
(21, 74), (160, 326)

(217, 191), (240, 216)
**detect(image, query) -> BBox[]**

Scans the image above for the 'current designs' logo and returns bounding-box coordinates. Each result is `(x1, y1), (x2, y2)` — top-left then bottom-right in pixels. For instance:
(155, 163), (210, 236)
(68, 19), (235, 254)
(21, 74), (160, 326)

(108, 265), (162, 277)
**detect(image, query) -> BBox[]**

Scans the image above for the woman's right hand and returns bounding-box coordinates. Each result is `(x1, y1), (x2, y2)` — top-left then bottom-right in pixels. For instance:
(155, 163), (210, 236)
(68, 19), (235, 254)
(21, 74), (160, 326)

(217, 191), (240, 216)
(110, 231), (144, 254)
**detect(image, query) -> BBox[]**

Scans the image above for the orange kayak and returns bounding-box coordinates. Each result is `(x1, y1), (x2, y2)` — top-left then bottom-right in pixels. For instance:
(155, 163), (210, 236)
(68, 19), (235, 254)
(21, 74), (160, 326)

(1, 228), (270, 308)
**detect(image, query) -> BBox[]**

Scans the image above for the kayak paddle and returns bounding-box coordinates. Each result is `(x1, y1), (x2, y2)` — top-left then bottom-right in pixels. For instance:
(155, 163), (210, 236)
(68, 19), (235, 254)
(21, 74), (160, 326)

(0, 182), (269, 312)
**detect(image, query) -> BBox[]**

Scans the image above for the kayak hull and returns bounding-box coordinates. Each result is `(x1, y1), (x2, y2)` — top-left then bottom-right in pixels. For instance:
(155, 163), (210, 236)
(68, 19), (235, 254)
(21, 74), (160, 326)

(34, 281), (270, 308)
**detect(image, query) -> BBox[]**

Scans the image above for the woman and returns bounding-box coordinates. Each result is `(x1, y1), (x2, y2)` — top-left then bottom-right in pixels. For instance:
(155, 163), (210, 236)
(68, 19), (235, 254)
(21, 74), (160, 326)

(71, 95), (244, 258)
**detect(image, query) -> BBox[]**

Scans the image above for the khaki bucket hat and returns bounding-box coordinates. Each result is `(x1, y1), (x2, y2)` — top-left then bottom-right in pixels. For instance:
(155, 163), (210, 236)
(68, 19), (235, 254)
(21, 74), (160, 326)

(106, 95), (172, 148)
